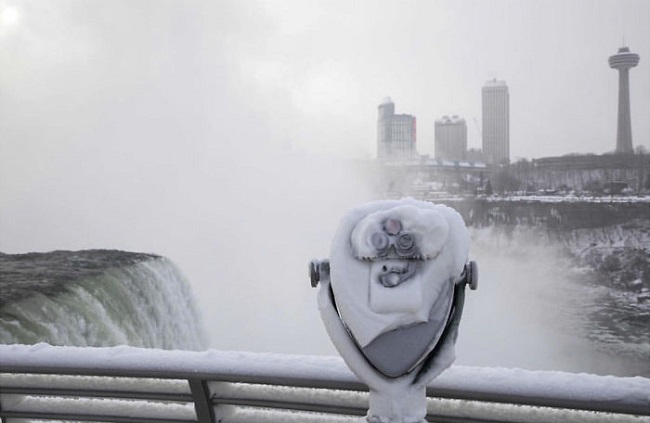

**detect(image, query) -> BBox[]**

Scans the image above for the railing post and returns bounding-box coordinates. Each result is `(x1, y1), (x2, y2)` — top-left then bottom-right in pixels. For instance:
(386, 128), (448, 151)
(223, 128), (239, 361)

(189, 378), (215, 423)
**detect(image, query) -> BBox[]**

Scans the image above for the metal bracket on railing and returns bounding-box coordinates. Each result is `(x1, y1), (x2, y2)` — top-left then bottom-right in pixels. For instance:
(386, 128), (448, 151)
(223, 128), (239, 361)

(189, 379), (215, 423)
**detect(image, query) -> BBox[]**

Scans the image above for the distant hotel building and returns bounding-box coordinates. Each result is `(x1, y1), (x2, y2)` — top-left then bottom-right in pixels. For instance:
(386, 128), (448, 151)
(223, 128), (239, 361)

(482, 79), (510, 165)
(435, 115), (467, 161)
(377, 97), (417, 161)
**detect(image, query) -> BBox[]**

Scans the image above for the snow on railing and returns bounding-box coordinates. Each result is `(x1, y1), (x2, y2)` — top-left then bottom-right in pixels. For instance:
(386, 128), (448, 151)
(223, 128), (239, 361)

(0, 344), (648, 423)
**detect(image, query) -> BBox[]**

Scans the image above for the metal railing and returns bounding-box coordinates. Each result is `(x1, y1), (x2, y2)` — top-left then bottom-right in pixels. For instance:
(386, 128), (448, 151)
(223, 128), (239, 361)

(1, 344), (648, 423)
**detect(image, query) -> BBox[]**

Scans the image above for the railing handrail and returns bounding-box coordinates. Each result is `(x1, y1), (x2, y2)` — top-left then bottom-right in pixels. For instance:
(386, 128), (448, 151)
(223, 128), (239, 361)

(1, 344), (649, 423)
(0, 344), (360, 385)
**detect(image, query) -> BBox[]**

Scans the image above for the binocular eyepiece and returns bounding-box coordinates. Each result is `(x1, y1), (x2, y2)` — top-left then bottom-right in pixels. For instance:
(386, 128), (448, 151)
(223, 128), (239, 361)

(310, 258), (478, 291)
(369, 231), (418, 259)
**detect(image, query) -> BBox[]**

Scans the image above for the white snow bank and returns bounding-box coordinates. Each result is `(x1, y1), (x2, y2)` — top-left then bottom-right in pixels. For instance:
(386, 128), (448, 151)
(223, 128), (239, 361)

(0, 373), (189, 394)
(485, 195), (650, 203)
(436, 365), (650, 406)
(2, 394), (196, 420)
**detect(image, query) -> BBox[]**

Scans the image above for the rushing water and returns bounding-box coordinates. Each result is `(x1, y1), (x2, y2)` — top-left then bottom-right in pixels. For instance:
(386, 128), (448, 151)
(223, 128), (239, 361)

(0, 250), (206, 350)
(455, 225), (650, 377)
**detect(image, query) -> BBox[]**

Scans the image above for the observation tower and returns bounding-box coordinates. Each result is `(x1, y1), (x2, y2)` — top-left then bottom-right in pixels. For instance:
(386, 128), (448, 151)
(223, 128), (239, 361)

(608, 46), (640, 154)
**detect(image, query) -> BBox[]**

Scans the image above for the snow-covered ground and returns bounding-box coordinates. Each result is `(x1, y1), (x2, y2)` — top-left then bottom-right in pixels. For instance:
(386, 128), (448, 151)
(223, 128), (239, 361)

(480, 194), (650, 203)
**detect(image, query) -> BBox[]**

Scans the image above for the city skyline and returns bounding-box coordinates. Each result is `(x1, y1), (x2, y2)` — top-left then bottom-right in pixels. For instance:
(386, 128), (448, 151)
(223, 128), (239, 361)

(377, 39), (645, 163)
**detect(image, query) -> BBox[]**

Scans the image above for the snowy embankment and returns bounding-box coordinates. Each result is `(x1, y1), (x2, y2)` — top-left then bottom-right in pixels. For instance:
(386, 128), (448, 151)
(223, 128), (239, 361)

(481, 195), (650, 204)
(0, 344), (648, 423)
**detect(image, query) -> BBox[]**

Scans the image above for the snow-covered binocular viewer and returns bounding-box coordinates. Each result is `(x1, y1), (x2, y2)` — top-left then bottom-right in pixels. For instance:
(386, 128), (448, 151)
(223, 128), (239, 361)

(310, 199), (476, 423)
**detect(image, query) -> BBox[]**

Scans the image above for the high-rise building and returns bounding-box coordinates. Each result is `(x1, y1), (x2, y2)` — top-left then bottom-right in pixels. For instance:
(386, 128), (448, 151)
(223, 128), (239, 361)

(377, 97), (417, 161)
(482, 79), (510, 165)
(609, 46), (640, 154)
(435, 115), (467, 161)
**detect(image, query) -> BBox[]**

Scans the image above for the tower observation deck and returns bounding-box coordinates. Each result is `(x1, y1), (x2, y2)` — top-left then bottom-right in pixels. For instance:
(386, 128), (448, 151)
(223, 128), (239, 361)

(608, 46), (640, 154)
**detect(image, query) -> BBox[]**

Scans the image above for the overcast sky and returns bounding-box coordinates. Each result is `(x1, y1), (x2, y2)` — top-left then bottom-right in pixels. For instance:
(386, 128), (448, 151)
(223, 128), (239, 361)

(1, 0), (649, 362)
(1, 0), (648, 164)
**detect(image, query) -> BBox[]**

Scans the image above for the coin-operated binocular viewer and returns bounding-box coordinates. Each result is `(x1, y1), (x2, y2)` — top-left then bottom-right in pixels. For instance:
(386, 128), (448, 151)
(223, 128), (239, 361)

(310, 199), (477, 423)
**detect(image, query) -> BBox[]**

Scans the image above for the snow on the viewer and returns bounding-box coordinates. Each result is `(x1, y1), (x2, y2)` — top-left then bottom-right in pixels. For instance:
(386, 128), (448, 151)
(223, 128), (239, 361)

(329, 198), (469, 347)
